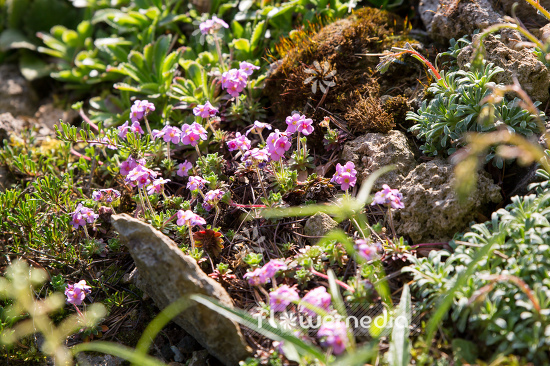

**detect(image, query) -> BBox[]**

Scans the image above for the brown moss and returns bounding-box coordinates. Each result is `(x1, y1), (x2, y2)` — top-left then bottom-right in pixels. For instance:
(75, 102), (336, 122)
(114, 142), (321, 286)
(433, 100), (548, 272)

(265, 7), (421, 138)
(345, 96), (394, 133)
(382, 95), (411, 127)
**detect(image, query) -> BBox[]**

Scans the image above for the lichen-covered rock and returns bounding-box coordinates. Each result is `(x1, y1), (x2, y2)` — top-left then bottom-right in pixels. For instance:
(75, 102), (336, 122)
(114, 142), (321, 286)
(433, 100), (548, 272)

(341, 130), (417, 191)
(0, 64), (37, 116)
(458, 35), (550, 104)
(430, 0), (504, 42)
(394, 159), (502, 243)
(0, 112), (27, 146)
(304, 212), (338, 243)
(111, 214), (251, 366)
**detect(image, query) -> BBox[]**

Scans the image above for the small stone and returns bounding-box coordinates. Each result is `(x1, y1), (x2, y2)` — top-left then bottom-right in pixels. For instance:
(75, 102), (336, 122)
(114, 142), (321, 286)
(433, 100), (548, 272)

(188, 350), (210, 366)
(303, 212), (338, 243)
(0, 112), (27, 146)
(394, 159), (502, 243)
(111, 214), (251, 366)
(341, 130), (417, 191)
(75, 353), (124, 366)
(34, 103), (78, 132)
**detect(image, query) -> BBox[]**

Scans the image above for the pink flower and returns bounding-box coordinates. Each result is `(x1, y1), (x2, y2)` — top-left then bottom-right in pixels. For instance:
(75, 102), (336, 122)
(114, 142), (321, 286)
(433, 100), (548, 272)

(193, 101), (218, 118)
(187, 176), (208, 191)
(117, 121), (130, 139)
(221, 68), (248, 98)
(147, 178), (170, 195)
(70, 204), (98, 229)
(130, 121), (144, 135)
(177, 161), (193, 177)
(331, 162), (357, 186)
(297, 117), (314, 135)
(176, 210), (206, 226)
(318, 321), (348, 355)
(130, 100), (155, 123)
(285, 113), (303, 134)
(227, 132), (251, 152)
(65, 280), (91, 305)
(335, 172), (356, 191)
(243, 267), (270, 286)
(181, 123), (207, 147)
(162, 126), (181, 144)
(246, 120), (272, 135)
(239, 61), (260, 76)
(202, 189), (225, 211)
(263, 260), (287, 277)
(354, 239), (378, 261)
(242, 148), (269, 167)
(199, 15), (229, 35)
(269, 285), (300, 312)
(371, 184), (404, 209)
(299, 287), (332, 316)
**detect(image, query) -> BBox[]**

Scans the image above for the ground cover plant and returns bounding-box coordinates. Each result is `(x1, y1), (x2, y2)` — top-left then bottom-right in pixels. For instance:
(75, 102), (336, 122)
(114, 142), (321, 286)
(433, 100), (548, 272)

(2, 0), (550, 365)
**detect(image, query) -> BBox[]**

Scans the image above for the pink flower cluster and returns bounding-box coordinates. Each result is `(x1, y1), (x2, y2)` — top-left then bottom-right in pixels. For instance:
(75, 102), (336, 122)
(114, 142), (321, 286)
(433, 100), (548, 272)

(126, 165), (158, 188)
(221, 68), (248, 98)
(242, 148), (269, 167)
(147, 178), (170, 195)
(193, 101), (218, 118)
(243, 260), (287, 286)
(130, 100), (155, 123)
(187, 176), (208, 191)
(176, 210), (206, 227)
(65, 280), (91, 306)
(285, 113), (314, 135)
(120, 156), (146, 176)
(331, 161), (357, 190)
(266, 130), (291, 161)
(269, 285), (300, 312)
(92, 188), (121, 203)
(181, 122), (207, 147)
(118, 120), (144, 140)
(371, 184), (404, 209)
(177, 161), (193, 177)
(203, 189), (224, 211)
(226, 132), (251, 152)
(318, 321), (348, 355)
(354, 239), (380, 261)
(199, 15), (229, 35)
(298, 286), (332, 316)
(152, 125), (181, 144)
(70, 203), (98, 229)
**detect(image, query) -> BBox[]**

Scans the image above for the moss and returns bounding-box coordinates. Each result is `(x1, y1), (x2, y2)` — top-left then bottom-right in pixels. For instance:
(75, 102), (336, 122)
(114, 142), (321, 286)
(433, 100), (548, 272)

(265, 7), (420, 139)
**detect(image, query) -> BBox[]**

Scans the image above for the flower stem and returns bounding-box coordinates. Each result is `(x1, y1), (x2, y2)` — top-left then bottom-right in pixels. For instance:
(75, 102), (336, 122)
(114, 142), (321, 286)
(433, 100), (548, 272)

(255, 166), (268, 198)
(188, 225), (195, 251)
(214, 35), (226, 72)
(144, 116), (152, 136)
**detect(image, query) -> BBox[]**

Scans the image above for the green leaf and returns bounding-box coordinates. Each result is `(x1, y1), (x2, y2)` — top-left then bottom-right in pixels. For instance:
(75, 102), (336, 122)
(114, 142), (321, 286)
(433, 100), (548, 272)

(387, 284), (411, 366)
(250, 20), (266, 52)
(232, 38), (250, 53)
(0, 29), (36, 51)
(185, 62), (203, 88)
(19, 53), (50, 81)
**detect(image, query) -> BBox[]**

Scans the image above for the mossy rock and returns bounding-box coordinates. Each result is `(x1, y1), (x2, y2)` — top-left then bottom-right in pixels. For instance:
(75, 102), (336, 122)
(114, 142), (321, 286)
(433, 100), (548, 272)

(265, 7), (418, 136)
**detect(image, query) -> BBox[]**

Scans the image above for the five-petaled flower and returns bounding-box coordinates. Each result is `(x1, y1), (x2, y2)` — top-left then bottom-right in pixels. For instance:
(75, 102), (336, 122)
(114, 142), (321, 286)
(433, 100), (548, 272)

(193, 101), (218, 118)
(176, 210), (206, 227)
(299, 286), (332, 316)
(187, 176), (208, 191)
(199, 15), (229, 35)
(177, 161), (193, 177)
(147, 178), (171, 195)
(269, 285), (300, 312)
(317, 321), (348, 355)
(65, 280), (92, 306)
(70, 204), (98, 229)
(371, 184), (404, 209)
(130, 100), (155, 123)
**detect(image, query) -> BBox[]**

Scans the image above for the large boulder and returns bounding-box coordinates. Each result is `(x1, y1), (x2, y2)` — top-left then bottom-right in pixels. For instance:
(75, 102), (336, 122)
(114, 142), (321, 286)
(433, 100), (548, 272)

(394, 159), (502, 243)
(458, 35), (550, 104)
(341, 130), (417, 191)
(111, 214), (251, 366)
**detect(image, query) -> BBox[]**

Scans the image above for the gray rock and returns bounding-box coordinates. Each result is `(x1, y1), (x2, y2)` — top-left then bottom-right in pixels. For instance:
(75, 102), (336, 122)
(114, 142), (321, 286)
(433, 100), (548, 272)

(303, 212), (338, 243)
(0, 112), (27, 145)
(458, 34), (550, 104)
(34, 102), (78, 132)
(0, 64), (37, 116)
(418, 0), (440, 32)
(430, 0), (504, 43)
(177, 334), (203, 354)
(0, 167), (13, 191)
(341, 130), (417, 191)
(492, 0), (550, 25)
(111, 214), (251, 366)
(394, 159), (502, 243)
